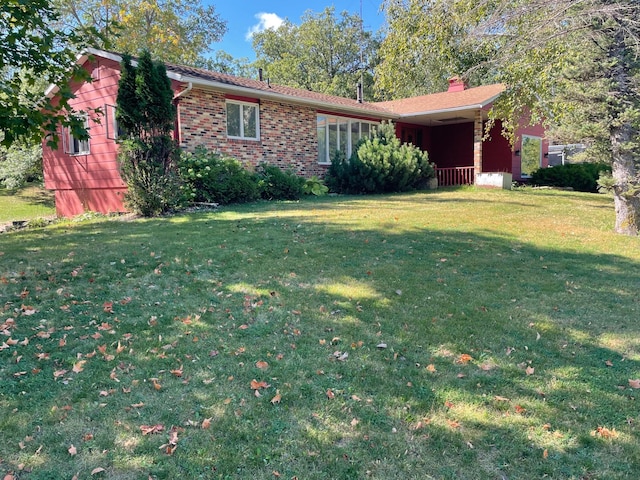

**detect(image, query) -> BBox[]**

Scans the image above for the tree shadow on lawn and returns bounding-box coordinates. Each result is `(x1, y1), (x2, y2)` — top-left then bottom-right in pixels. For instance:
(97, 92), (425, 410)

(1, 208), (639, 479)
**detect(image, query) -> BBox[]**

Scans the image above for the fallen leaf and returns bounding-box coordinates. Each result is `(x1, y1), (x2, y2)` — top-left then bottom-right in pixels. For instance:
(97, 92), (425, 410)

(447, 419), (461, 429)
(326, 388), (335, 399)
(426, 364), (437, 372)
(140, 424), (164, 435)
(250, 379), (269, 390)
(543, 449), (548, 459)
(271, 390), (282, 405)
(72, 360), (86, 373)
(457, 354), (473, 364)
(525, 366), (535, 376)
(494, 395), (510, 402)
(515, 405), (526, 414)
(255, 361), (269, 370)
(53, 369), (68, 379)
(68, 444), (77, 456)
(170, 366), (183, 377)
(629, 379), (640, 389)
(444, 400), (454, 409)
(350, 418), (359, 427)
(605, 360), (613, 367)
(202, 417), (212, 429)
(91, 467), (105, 475)
(591, 426), (619, 439)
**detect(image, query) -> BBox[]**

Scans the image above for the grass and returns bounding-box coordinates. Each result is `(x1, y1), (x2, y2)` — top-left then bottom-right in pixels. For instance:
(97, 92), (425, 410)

(0, 187), (639, 479)
(0, 185), (55, 224)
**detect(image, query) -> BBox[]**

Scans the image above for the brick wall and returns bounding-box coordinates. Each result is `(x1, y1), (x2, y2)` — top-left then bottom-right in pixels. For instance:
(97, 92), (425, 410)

(177, 88), (328, 178)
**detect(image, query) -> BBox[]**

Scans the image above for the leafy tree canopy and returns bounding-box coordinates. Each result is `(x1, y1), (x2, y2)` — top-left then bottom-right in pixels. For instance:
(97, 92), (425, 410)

(379, 0), (640, 235)
(1, 0), (89, 147)
(54, 0), (227, 65)
(252, 7), (381, 100)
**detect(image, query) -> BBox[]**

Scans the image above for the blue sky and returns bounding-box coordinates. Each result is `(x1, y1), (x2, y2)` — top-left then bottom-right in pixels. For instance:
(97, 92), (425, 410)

(209, 0), (385, 60)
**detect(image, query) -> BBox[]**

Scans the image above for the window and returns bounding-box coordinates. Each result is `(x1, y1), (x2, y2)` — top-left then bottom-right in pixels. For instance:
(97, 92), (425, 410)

(227, 100), (259, 140)
(520, 135), (542, 177)
(105, 104), (125, 140)
(316, 114), (377, 164)
(63, 115), (90, 155)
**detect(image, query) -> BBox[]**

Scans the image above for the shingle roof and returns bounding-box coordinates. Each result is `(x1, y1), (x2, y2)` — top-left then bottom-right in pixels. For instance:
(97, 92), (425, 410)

(375, 84), (506, 115)
(164, 62), (394, 117)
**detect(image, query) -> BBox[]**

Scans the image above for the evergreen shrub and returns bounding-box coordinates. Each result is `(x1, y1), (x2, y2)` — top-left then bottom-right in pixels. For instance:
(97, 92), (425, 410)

(324, 122), (435, 194)
(530, 162), (611, 192)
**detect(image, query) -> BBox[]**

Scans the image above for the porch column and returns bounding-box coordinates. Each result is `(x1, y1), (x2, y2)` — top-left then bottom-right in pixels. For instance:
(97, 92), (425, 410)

(473, 110), (483, 179)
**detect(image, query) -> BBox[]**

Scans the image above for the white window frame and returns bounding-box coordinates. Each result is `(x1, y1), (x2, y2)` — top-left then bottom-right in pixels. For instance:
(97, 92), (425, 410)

(105, 104), (121, 140)
(520, 134), (542, 178)
(317, 114), (378, 165)
(226, 100), (260, 140)
(63, 114), (90, 155)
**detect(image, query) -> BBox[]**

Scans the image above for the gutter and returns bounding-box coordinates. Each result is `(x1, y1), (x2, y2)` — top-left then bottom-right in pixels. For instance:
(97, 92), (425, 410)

(173, 82), (193, 100)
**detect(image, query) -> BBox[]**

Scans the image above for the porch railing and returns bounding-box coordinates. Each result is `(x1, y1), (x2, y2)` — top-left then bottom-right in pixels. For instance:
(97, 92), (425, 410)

(435, 166), (475, 187)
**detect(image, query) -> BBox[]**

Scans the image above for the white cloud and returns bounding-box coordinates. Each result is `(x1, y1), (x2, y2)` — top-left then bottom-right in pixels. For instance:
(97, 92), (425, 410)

(246, 12), (285, 40)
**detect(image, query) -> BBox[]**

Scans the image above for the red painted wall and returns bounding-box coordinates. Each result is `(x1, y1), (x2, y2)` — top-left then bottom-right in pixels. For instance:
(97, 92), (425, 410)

(482, 120), (512, 172)
(43, 57), (127, 216)
(429, 122), (474, 168)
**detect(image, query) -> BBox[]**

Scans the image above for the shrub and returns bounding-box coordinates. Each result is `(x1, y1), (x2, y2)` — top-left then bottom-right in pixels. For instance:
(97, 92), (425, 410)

(303, 176), (329, 196)
(118, 137), (184, 216)
(0, 141), (42, 189)
(530, 162), (611, 192)
(256, 163), (305, 200)
(324, 122), (435, 194)
(178, 148), (259, 205)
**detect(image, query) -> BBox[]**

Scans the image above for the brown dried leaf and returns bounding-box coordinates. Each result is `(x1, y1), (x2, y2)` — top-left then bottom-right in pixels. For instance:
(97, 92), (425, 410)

(270, 390), (282, 405)
(68, 444), (77, 456)
(72, 360), (86, 373)
(202, 417), (212, 429)
(629, 379), (640, 389)
(256, 360), (269, 370)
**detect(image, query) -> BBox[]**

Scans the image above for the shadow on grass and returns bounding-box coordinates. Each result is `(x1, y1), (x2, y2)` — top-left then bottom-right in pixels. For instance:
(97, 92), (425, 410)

(1, 198), (639, 479)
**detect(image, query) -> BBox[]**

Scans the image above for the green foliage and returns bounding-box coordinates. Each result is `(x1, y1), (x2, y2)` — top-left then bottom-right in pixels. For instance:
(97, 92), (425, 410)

(1, 0), (91, 147)
(116, 51), (181, 216)
(597, 171), (615, 194)
(54, 0), (227, 65)
(325, 122), (435, 194)
(118, 137), (183, 216)
(178, 148), (259, 205)
(303, 176), (329, 196)
(256, 163), (305, 201)
(376, 0), (498, 99)
(0, 141), (42, 189)
(530, 163), (612, 193)
(252, 7), (381, 100)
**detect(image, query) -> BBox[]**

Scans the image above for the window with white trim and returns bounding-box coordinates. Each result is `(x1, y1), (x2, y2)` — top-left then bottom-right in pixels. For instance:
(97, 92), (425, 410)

(226, 100), (259, 140)
(63, 115), (90, 155)
(317, 115), (377, 164)
(105, 104), (125, 140)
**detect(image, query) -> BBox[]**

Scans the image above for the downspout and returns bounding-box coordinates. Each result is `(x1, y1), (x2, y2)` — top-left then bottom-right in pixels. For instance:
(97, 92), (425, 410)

(172, 82), (193, 145)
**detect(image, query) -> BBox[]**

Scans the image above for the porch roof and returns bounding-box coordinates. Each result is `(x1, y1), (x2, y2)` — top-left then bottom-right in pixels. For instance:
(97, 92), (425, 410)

(375, 84), (505, 126)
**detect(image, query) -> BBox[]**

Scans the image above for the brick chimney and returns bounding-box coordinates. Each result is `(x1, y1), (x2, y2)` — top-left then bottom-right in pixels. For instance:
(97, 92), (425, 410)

(447, 76), (467, 92)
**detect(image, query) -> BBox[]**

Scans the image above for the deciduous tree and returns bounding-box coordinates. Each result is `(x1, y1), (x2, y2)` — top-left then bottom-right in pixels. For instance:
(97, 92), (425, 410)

(1, 0), (89, 147)
(54, 0), (227, 65)
(379, 0), (640, 235)
(252, 7), (381, 100)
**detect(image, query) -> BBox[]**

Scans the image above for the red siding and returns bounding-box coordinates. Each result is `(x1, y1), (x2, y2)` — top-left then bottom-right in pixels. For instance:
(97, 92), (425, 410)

(43, 57), (127, 216)
(482, 120), (513, 173)
(429, 122), (474, 168)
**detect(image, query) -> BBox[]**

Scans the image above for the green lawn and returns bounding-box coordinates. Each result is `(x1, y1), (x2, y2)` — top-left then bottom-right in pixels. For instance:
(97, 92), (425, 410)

(1, 188), (639, 479)
(0, 185), (55, 223)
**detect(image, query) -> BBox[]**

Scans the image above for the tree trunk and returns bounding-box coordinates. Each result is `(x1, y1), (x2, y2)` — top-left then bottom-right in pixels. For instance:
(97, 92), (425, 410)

(609, 31), (640, 236)
(611, 123), (640, 235)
